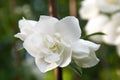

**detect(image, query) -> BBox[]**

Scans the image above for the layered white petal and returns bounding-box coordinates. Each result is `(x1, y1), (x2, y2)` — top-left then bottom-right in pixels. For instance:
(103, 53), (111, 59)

(79, 39), (100, 51)
(15, 18), (37, 40)
(35, 16), (58, 34)
(72, 40), (90, 59)
(72, 39), (100, 59)
(19, 18), (37, 29)
(71, 39), (99, 68)
(55, 16), (81, 42)
(44, 54), (60, 63)
(59, 45), (72, 67)
(74, 49), (99, 68)
(14, 33), (26, 41)
(23, 33), (44, 57)
(35, 57), (58, 73)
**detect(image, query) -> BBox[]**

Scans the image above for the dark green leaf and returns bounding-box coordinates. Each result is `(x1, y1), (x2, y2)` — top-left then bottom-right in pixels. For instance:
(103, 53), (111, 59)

(69, 62), (82, 77)
(83, 32), (105, 39)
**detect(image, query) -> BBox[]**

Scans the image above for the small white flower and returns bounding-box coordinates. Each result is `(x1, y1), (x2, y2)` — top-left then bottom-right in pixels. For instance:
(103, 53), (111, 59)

(79, 0), (99, 20)
(85, 15), (109, 42)
(15, 16), (100, 72)
(97, 0), (120, 13)
(72, 39), (100, 68)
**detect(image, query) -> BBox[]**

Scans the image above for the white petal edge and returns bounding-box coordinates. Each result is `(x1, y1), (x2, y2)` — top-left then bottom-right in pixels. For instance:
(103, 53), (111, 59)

(55, 16), (81, 42)
(74, 49), (99, 68)
(71, 40), (90, 59)
(79, 39), (100, 51)
(44, 54), (60, 63)
(59, 45), (72, 67)
(35, 58), (58, 73)
(39, 15), (58, 21)
(19, 18), (37, 29)
(35, 16), (58, 34)
(14, 33), (26, 41)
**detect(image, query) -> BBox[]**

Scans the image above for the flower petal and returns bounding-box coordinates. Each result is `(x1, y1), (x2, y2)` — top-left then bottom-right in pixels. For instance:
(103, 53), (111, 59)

(35, 58), (58, 73)
(39, 15), (57, 21)
(71, 40), (90, 59)
(15, 18), (37, 40)
(23, 33), (44, 57)
(72, 40), (90, 53)
(59, 45), (72, 67)
(35, 16), (58, 34)
(14, 33), (26, 41)
(55, 16), (81, 42)
(74, 49), (99, 68)
(44, 54), (60, 63)
(79, 39), (100, 51)
(19, 18), (37, 29)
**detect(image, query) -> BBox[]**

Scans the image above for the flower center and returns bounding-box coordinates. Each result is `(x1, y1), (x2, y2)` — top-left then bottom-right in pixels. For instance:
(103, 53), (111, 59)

(44, 33), (63, 54)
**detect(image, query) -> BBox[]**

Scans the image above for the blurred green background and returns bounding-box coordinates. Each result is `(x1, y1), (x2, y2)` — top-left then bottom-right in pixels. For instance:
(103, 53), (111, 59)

(0, 0), (120, 80)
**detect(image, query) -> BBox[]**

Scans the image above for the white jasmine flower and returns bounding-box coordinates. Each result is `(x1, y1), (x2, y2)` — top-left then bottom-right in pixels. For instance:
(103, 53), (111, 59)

(79, 0), (99, 20)
(72, 39), (100, 68)
(85, 15), (109, 42)
(15, 16), (100, 73)
(97, 0), (120, 13)
(103, 12), (120, 45)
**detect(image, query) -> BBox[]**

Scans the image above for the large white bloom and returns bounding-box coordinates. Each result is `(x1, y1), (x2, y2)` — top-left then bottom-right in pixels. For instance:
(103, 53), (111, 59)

(79, 0), (99, 20)
(85, 15), (109, 42)
(15, 16), (100, 72)
(97, 0), (120, 13)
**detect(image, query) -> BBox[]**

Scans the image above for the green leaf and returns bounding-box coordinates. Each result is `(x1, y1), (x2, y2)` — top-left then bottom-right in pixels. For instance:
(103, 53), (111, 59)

(69, 62), (82, 77)
(17, 47), (25, 52)
(83, 32), (105, 39)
